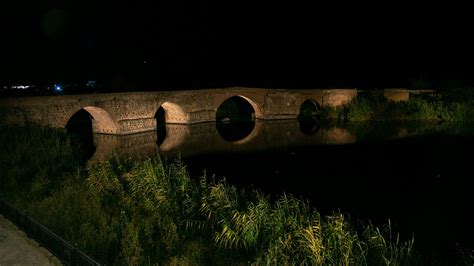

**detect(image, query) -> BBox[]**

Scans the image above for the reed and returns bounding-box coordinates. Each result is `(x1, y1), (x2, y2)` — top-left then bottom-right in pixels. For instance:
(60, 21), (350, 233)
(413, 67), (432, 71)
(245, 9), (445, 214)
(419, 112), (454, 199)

(3, 125), (473, 264)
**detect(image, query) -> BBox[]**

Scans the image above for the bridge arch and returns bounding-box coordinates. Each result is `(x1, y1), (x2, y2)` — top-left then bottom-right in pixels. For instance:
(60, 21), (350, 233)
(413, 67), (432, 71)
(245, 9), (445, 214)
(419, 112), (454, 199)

(215, 96), (263, 143)
(216, 95), (263, 122)
(155, 102), (188, 124)
(154, 102), (188, 146)
(298, 99), (321, 120)
(65, 106), (118, 134)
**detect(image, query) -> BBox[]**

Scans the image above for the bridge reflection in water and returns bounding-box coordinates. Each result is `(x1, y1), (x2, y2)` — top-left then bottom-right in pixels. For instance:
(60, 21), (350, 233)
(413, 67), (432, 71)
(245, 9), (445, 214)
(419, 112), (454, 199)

(89, 120), (341, 162)
(86, 119), (450, 164)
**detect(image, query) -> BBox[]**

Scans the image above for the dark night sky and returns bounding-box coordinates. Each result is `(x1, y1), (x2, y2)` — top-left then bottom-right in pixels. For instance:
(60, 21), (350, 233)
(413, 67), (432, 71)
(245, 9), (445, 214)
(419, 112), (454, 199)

(2, 1), (474, 90)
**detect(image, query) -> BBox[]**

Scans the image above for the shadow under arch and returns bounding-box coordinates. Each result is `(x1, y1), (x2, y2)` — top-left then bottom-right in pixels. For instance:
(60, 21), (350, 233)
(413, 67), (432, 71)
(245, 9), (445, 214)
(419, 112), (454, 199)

(65, 109), (94, 161)
(236, 95), (263, 119)
(298, 99), (322, 136)
(216, 95), (263, 122)
(299, 99), (321, 120)
(216, 95), (263, 143)
(154, 102), (188, 146)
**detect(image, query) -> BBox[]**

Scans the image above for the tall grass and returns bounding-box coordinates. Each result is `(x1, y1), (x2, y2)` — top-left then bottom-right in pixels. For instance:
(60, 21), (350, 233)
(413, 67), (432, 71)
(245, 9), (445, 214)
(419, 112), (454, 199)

(349, 96), (472, 122)
(3, 125), (473, 264)
(323, 94), (474, 123)
(3, 151), (420, 264)
(201, 183), (416, 265)
(439, 88), (474, 104)
(74, 155), (420, 264)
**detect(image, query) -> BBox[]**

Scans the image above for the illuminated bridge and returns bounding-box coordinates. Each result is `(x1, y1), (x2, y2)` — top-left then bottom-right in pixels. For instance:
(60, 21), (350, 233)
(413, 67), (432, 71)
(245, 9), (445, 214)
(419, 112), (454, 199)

(0, 87), (360, 135)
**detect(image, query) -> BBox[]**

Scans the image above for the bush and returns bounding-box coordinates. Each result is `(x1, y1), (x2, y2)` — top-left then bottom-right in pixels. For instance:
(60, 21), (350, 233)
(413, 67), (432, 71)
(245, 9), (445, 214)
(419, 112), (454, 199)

(337, 95), (474, 123)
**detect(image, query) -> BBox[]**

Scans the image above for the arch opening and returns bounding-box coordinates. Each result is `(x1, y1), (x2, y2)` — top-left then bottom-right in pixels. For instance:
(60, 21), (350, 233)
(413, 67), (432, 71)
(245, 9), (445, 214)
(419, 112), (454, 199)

(216, 96), (262, 123)
(65, 106), (118, 135)
(155, 106), (167, 146)
(154, 102), (187, 146)
(65, 109), (96, 161)
(158, 102), (188, 124)
(65, 106), (117, 161)
(298, 99), (322, 135)
(299, 99), (321, 120)
(216, 96), (261, 142)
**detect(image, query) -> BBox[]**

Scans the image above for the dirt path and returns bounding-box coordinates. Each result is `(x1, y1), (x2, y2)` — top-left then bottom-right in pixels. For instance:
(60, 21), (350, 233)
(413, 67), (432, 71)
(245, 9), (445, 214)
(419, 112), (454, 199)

(0, 215), (58, 265)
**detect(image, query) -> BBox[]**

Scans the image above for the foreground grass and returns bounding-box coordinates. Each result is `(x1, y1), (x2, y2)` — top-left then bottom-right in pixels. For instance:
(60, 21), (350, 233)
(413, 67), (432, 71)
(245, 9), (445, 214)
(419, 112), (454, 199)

(0, 125), (82, 201)
(4, 154), (418, 265)
(0, 125), (472, 265)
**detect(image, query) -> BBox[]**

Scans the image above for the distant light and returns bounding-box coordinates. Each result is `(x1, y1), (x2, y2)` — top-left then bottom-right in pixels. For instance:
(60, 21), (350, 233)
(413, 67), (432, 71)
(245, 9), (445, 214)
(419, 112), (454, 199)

(144, 61), (147, 64)
(55, 85), (62, 92)
(12, 85), (30, 89)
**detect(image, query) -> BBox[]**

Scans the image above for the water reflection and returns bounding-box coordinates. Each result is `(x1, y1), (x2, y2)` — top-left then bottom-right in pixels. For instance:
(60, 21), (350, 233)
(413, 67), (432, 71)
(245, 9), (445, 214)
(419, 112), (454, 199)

(299, 118), (321, 136)
(216, 121), (256, 142)
(89, 132), (159, 163)
(84, 120), (474, 163)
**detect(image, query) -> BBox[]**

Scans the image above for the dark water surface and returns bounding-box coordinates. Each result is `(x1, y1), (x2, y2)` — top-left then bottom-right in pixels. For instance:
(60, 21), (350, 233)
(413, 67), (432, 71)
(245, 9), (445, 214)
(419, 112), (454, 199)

(77, 119), (474, 260)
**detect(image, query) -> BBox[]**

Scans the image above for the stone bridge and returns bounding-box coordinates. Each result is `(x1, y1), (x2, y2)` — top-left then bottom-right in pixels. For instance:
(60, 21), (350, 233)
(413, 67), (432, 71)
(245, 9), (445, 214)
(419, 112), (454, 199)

(0, 87), (358, 135)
